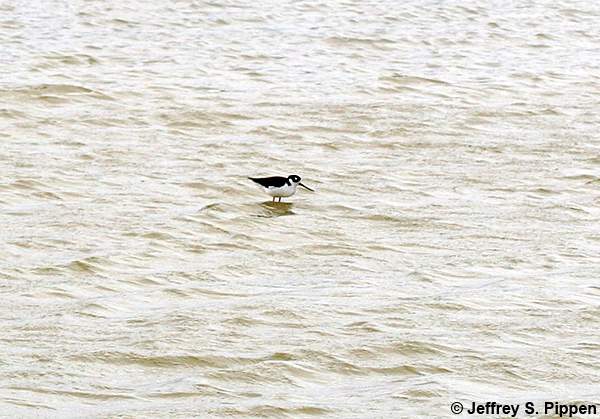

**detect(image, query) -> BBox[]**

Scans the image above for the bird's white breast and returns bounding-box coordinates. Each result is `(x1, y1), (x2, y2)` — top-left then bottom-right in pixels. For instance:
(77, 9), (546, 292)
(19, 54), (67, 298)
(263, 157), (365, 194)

(264, 183), (297, 197)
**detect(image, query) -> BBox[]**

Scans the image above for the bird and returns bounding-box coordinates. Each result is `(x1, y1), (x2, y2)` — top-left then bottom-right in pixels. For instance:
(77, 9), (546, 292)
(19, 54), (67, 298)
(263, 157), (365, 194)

(248, 174), (314, 202)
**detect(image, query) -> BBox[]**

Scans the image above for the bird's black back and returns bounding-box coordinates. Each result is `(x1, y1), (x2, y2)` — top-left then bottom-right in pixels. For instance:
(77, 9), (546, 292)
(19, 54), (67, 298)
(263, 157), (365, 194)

(248, 176), (290, 188)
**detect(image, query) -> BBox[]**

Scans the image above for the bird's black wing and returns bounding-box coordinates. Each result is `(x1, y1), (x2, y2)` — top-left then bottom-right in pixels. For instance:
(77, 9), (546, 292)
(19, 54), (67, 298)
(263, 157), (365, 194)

(248, 176), (288, 188)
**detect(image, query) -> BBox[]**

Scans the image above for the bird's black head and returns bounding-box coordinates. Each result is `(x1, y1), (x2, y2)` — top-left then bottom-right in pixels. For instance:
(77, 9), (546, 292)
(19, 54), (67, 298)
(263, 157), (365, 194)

(288, 174), (314, 191)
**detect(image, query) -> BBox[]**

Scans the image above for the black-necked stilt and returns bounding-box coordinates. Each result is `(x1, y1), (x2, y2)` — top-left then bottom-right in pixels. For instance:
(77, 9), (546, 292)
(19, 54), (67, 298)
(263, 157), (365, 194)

(248, 175), (314, 202)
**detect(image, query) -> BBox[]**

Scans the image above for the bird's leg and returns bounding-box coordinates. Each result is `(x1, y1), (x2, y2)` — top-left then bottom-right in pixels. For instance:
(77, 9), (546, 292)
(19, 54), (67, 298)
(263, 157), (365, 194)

(272, 197), (275, 203)
(278, 197), (282, 202)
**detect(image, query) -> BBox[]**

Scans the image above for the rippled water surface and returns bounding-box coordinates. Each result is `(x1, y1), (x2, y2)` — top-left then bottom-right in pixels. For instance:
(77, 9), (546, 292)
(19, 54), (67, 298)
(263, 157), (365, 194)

(2, 0), (600, 417)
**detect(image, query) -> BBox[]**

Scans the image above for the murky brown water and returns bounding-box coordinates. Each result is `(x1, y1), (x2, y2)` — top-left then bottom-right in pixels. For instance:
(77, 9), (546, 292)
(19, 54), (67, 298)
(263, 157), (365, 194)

(2, 0), (600, 417)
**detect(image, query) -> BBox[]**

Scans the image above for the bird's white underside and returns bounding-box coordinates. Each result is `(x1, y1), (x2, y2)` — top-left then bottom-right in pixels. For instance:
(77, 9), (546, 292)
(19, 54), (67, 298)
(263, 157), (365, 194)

(262, 183), (297, 197)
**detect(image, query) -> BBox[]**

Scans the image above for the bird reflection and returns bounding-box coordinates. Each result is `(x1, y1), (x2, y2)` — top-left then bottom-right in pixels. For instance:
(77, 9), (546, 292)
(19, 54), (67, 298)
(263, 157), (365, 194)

(258, 201), (295, 217)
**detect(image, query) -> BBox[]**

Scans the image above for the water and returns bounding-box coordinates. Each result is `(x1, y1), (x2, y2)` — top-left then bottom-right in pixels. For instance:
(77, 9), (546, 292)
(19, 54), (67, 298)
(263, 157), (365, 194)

(1, 0), (600, 417)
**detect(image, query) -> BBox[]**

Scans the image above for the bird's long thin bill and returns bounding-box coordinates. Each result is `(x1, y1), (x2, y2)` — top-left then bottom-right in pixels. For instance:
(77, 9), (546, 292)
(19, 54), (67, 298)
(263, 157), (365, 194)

(299, 182), (314, 191)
